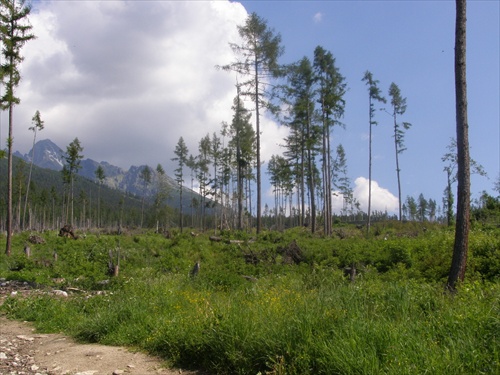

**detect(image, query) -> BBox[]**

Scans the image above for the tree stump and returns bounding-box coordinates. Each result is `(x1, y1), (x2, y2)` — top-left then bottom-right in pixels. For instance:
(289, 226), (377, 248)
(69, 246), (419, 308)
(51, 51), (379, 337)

(24, 245), (31, 258)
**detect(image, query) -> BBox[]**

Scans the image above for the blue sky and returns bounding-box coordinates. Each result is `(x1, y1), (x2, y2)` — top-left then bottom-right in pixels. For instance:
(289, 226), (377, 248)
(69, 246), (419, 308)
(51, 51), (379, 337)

(2, 0), (498, 216)
(239, 0), (499, 211)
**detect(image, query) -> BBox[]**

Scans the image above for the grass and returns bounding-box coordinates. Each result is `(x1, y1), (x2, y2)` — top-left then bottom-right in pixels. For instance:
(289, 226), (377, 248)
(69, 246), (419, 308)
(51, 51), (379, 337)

(1, 224), (499, 374)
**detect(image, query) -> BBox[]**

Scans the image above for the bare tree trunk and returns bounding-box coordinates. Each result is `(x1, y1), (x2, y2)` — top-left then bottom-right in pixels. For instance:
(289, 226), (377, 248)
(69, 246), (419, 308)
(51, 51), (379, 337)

(306, 106), (316, 234)
(326, 117), (332, 235)
(300, 149), (305, 227)
(322, 110), (328, 234)
(23, 127), (38, 230)
(6, 105), (14, 256)
(367, 97), (373, 234)
(322, 112), (332, 236)
(254, 58), (262, 234)
(179, 185), (183, 233)
(394, 115), (403, 221)
(448, 0), (470, 292)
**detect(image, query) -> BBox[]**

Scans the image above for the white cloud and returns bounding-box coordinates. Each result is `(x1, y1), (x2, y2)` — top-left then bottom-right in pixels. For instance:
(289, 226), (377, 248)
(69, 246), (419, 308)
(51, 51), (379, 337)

(353, 177), (399, 213)
(332, 192), (347, 213)
(260, 116), (290, 164)
(12, 1), (249, 172)
(313, 12), (323, 23)
(264, 176), (398, 217)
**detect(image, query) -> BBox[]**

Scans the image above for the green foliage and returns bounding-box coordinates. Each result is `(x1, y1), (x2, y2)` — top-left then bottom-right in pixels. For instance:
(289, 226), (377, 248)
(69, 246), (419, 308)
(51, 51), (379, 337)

(1, 224), (499, 374)
(472, 192), (500, 227)
(0, 0), (35, 107)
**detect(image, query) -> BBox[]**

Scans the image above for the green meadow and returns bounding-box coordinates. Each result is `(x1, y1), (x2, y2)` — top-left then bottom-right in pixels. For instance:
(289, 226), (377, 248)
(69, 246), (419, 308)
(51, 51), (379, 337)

(1, 223), (498, 374)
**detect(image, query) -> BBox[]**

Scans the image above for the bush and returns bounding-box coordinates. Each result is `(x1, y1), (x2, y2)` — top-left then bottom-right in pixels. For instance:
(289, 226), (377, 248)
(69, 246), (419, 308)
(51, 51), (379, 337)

(1, 225), (499, 374)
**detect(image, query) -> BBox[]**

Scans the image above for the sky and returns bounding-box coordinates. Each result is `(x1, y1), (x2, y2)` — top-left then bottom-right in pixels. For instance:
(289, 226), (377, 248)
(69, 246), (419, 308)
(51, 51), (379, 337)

(1, 0), (499, 216)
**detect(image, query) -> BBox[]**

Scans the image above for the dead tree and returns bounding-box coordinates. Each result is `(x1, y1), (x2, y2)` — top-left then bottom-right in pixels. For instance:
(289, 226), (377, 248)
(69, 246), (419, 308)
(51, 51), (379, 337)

(23, 245), (31, 258)
(190, 261), (200, 277)
(343, 264), (357, 282)
(108, 248), (120, 277)
(278, 240), (304, 265)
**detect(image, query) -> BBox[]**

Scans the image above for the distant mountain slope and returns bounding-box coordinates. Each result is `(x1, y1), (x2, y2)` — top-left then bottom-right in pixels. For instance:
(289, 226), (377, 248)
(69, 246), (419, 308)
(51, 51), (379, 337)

(14, 139), (65, 171)
(13, 139), (204, 211)
(0, 156), (144, 213)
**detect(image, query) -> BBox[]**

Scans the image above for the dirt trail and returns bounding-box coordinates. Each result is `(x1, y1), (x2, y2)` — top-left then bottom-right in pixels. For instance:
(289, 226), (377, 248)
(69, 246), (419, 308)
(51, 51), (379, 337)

(0, 281), (203, 375)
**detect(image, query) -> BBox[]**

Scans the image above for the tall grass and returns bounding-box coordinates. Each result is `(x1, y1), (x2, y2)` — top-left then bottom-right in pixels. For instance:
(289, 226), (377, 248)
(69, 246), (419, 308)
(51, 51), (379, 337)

(3, 273), (498, 374)
(1, 226), (499, 374)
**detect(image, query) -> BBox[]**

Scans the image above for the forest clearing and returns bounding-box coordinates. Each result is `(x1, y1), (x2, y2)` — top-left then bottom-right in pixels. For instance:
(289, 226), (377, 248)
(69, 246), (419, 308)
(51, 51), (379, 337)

(1, 1), (499, 373)
(1, 222), (498, 374)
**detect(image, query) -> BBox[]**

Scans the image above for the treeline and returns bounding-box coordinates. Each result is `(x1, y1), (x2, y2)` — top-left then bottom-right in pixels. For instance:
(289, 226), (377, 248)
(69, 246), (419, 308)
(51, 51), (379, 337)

(0, 154), (228, 233)
(168, 13), (429, 234)
(0, 157), (148, 232)
(3, 150), (495, 235)
(168, 12), (498, 235)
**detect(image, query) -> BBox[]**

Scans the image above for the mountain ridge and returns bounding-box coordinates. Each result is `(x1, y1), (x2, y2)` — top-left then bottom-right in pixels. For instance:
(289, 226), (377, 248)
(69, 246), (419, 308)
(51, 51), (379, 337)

(14, 139), (187, 200)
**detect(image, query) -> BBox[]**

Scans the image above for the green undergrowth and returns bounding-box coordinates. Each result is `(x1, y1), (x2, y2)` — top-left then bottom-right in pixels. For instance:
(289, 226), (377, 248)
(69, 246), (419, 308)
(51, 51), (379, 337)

(1, 224), (499, 374)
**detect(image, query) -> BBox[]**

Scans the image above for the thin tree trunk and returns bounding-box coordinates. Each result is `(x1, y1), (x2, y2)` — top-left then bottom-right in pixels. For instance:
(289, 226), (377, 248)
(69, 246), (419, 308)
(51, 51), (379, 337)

(238, 170), (243, 230)
(394, 115), (403, 221)
(6, 105), (14, 256)
(306, 109), (316, 234)
(254, 58), (262, 234)
(448, 0), (470, 291)
(300, 145), (305, 227)
(71, 177), (74, 227)
(213, 158), (218, 234)
(367, 96), (373, 234)
(17, 178), (22, 230)
(179, 184), (183, 233)
(23, 127), (38, 230)
(247, 167), (253, 230)
(326, 115), (332, 235)
(236, 89), (243, 231)
(322, 112), (330, 235)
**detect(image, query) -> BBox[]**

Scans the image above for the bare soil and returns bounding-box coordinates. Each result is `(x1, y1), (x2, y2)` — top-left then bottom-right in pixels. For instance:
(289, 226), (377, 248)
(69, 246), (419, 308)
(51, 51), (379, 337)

(0, 281), (204, 375)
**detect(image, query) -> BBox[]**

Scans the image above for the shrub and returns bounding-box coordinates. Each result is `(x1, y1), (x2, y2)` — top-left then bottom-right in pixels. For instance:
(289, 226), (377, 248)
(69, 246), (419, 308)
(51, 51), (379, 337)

(1, 225), (498, 374)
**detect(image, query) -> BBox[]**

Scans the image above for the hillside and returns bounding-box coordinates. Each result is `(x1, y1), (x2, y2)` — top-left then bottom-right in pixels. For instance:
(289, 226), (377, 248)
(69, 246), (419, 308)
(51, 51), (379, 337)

(11, 139), (204, 213)
(1, 155), (142, 207)
(0, 153), (210, 230)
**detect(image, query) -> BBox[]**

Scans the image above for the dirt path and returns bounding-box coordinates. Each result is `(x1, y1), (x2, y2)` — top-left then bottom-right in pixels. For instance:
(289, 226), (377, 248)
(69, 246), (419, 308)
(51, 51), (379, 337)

(0, 281), (204, 375)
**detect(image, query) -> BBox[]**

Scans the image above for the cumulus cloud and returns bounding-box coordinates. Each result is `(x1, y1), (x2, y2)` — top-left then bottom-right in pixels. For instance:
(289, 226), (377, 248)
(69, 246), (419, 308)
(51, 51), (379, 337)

(12, 1), (252, 172)
(264, 176), (398, 216)
(353, 177), (399, 213)
(331, 192), (346, 213)
(260, 116), (290, 164)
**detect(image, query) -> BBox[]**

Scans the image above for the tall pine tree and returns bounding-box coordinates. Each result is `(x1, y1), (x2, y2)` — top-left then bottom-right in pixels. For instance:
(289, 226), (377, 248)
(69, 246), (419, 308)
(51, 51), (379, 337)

(228, 87), (255, 230)
(23, 110), (44, 229)
(172, 137), (189, 233)
(362, 71), (386, 234)
(220, 12), (284, 233)
(388, 82), (411, 221)
(448, 0), (471, 290)
(63, 138), (84, 227)
(1, 0), (35, 255)
(313, 46), (346, 235)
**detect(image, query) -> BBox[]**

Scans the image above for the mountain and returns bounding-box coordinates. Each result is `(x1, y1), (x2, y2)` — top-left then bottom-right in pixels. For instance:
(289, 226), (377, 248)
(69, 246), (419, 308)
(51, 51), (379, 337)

(14, 139), (65, 171)
(14, 139), (200, 209)
(15, 139), (125, 182)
